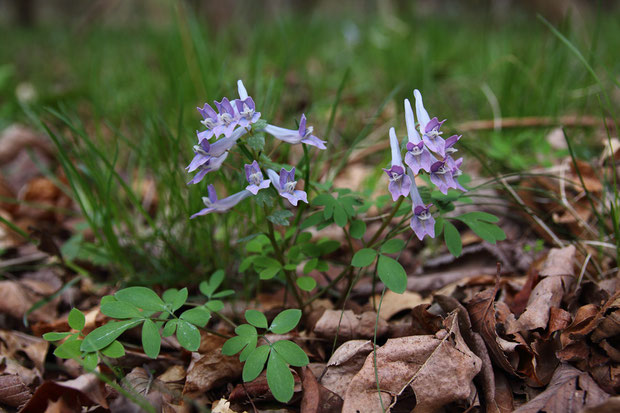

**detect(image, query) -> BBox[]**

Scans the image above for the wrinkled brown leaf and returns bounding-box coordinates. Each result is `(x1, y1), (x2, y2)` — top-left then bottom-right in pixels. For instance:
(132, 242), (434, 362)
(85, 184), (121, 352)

(19, 373), (108, 412)
(513, 364), (609, 413)
(301, 366), (343, 413)
(319, 340), (373, 398)
(183, 349), (243, 397)
(342, 314), (481, 413)
(373, 290), (429, 320)
(0, 374), (32, 408)
(313, 310), (388, 340)
(0, 280), (59, 324)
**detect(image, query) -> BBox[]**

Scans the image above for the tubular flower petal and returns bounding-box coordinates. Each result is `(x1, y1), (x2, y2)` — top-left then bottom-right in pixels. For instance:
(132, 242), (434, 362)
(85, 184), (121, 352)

(187, 152), (229, 185)
(244, 160), (271, 195)
(263, 114), (326, 150)
(214, 98), (239, 138)
(190, 185), (252, 218)
(234, 97), (261, 128)
(197, 103), (220, 142)
(237, 79), (249, 100)
(408, 174), (435, 240)
(383, 127), (411, 201)
(429, 160), (458, 195)
(267, 167), (308, 206)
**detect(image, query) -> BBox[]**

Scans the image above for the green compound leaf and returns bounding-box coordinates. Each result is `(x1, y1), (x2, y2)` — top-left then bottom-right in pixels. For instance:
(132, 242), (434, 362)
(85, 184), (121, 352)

(380, 239), (406, 254)
(254, 190), (275, 208)
(205, 300), (224, 312)
(141, 318), (161, 359)
(242, 345), (270, 382)
(267, 351), (294, 403)
(247, 132), (265, 151)
(239, 335), (258, 362)
(245, 310), (268, 329)
(176, 320), (200, 352)
(351, 248), (378, 267)
(81, 319), (142, 352)
(300, 212), (325, 230)
(180, 307), (211, 328)
(101, 340), (125, 358)
(333, 204), (348, 227)
(235, 324), (258, 337)
(457, 211), (500, 223)
(272, 340), (309, 367)
(296, 276), (316, 292)
(43, 332), (71, 341)
(83, 352), (98, 371)
(443, 221), (462, 257)
(349, 220), (366, 239)
(162, 288), (188, 312)
(54, 339), (82, 360)
(268, 210), (294, 226)
(162, 320), (177, 337)
(269, 309), (301, 334)
(68, 308), (85, 331)
(199, 270), (225, 298)
(259, 267), (281, 280)
(377, 255), (407, 294)
(115, 287), (166, 312)
(101, 300), (143, 319)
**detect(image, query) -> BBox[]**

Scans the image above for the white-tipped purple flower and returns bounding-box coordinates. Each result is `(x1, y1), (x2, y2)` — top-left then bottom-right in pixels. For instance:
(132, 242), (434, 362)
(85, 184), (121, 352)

(403, 99), (432, 174)
(237, 79), (249, 100)
(414, 89), (446, 156)
(214, 97), (239, 138)
(267, 167), (308, 206)
(408, 173), (435, 240)
(244, 161), (270, 195)
(429, 160), (458, 195)
(187, 152), (228, 185)
(197, 103), (220, 142)
(235, 97), (261, 128)
(383, 127), (411, 201)
(190, 185), (252, 218)
(263, 114), (326, 150)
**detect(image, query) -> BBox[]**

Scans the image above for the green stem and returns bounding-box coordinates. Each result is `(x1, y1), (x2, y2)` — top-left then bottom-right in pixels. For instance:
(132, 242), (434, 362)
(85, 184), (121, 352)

(367, 197), (405, 247)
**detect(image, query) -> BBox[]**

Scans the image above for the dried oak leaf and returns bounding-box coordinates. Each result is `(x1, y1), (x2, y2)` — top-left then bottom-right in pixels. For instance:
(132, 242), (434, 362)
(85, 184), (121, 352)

(313, 310), (388, 341)
(513, 364), (609, 413)
(319, 340), (373, 398)
(183, 349), (243, 397)
(341, 314), (481, 413)
(301, 366), (343, 413)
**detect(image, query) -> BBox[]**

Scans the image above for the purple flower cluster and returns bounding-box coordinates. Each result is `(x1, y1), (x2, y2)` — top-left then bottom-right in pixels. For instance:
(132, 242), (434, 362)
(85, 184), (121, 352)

(187, 80), (325, 218)
(385, 90), (466, 240)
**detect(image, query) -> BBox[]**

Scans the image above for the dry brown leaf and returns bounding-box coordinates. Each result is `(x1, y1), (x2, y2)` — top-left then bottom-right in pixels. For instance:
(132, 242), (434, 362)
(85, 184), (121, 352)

(0, 374), (32, 408)
(579, 396), (620, 413)
(591, 296), (620, 343)
(158, 365), (186, 383)
(313, 310), (388, 340)
(539, 245), (576, 278)
(342, 314), (482, 413)
(560, 304), (602, 349)
(0, 280), (59, 324)
(493, 369), (514, 413)
(373, 290), (429, 320)
(183, 349), (243, 397)
(319, 340), (373, 398)
(547, 307), (572, 338)
(513, 364), (609, 413)
(19, 374), (108, 413)
(212, 398), (248, 413)
(300, 366), (343, 413)
(0, 330), (48, 382)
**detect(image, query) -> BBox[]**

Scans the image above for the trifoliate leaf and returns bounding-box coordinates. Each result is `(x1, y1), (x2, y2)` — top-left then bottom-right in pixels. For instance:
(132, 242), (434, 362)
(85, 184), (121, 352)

(269, 309), (301, 334)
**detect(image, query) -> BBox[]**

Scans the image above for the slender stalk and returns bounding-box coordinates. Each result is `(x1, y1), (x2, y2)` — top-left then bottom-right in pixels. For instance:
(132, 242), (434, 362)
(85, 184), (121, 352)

(367, 197), (405, 247)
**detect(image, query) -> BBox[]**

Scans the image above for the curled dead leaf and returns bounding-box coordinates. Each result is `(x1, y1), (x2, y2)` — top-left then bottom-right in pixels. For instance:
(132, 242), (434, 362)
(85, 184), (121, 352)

(0, 374), (32, 408)
(183, 349), (243, 397)
(319, 340), (373, 398)
(301, 366), (343, 413)
(313, 310), (388, 340)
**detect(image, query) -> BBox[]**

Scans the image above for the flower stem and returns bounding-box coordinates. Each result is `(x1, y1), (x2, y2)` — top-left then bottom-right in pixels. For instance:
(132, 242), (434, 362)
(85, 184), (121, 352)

(367, 196), (405, 247)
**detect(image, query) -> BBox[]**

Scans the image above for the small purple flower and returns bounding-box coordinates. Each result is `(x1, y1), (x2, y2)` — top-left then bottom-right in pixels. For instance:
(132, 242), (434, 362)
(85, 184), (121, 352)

(383, 127), (411, 201)
(429, 160), (458, 195)
(187, 152), (228, 185)
(403, 98), (432, 173)
(449, 157), (467, 192)
(267, 167), (308, 206)
(190, 185), (252, 218)
(197, 103), (220, 142)
(214, 97), (239, 138)
(263, 114), (326, 150)
(244, 161), (271, 195)
(408, 175), (435, 240)
(235, 97), (261, 128)
(237, 79), (249, 100)
(444, 134), (461, 156)
(414, 89), (446, 156)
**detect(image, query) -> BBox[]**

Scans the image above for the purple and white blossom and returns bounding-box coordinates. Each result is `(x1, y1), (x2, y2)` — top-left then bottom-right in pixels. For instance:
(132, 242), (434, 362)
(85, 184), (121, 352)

(403, 99), (432, 174)
(263, 114), (326, 150)
(429, 160), (458, 194)
(187, 152), (228, 185)
(235, 97), (261, 128)
(267, 167), (308, 206)
(408, 173), (435, 240)
(244, 161), (271, 195)
(414, 90), (446, 157)
(383, 127), (411, 201)
(190, 185), (252, 218)
(197, 103), (219, 142)
(214, 98), (239, 138)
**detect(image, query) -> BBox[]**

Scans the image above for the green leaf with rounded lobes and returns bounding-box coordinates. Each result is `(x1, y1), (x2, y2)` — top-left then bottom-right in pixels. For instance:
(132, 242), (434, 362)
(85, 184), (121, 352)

(239, 335), (258, 362)
(266, 351), (294, 403)
(68, 308), (85, 331)
(81, 319), (142, 352)
(115, 287), (166, 312)
(269, 309), (301, 334)
(333, 205), (347, 227)
(176, 320), (200, 352)
(212, 290), (234, 299)
(142, 319), (161, 359)
(222, 335), (251, 356)
(205, 300), (224, 312)
(242, 345), (270, 382)
(83, 352), (98, 371)
(303, 258), (318, 274)
(101, 301), (143, 319)
(235, 324), (258, 337)
(296, 276), (316, 292)
(101, 340), (125, 358)
(259, 267), (280, 280)
(380, 239), (406, 254)
(377, 255), (407, 294)
(272, 340), (309, 367)
(54, 339), (82, 360)
(351, 248), (377, 267)
(443, 221), (462, 257)
(300, 212), (325, 230)
(162, 320), (177, 337)
(349, 220), (366, 239)
(245, 310), (268, 329)
(162, 288), (188, 311)
(180, 307), (211, 328)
